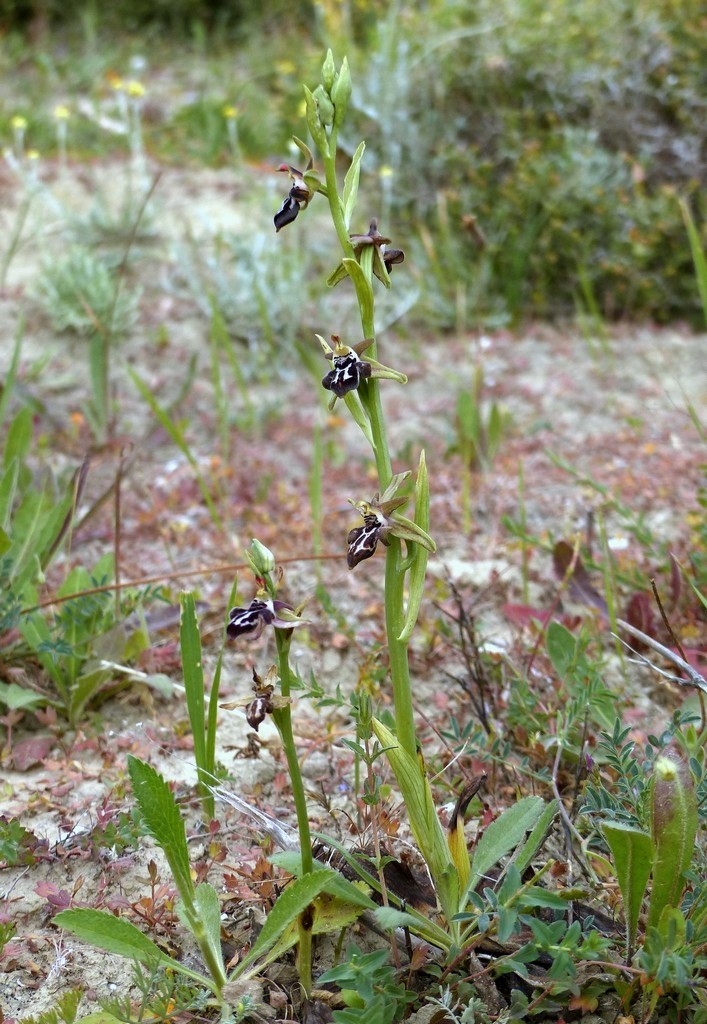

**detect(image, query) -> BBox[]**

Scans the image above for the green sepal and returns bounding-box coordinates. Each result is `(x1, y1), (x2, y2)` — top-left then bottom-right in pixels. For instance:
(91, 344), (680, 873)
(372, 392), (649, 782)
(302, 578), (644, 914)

(303, 169), (325, 196)
(327, 261), (349, 288)
(380, 471), (411, 503)
(388, 512), (436, 553)
(343, 141), (365, 230)
(399, 450), (431, 642)
(372, 247), (392, 288)
(368, 357), (407, 385)
(292, 135), (314, 168)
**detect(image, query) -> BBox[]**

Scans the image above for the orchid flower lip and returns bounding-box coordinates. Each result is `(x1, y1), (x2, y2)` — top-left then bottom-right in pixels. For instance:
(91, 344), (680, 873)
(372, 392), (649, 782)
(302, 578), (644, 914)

(322, 351), (372, 398)
(226, 597), (298, 639)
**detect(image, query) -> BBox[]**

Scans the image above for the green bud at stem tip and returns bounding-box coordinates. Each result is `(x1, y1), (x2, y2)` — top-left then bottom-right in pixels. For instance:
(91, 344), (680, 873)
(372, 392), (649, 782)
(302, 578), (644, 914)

(321, 49), (336, 94)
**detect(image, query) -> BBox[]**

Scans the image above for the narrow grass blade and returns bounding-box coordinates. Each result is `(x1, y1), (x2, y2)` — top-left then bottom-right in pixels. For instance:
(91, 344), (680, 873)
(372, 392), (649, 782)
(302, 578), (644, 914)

(180, 592), (209, 809)
(0, 323), (23, 433)
(129, 369), (223, 529)
(680, 198), (707, 325)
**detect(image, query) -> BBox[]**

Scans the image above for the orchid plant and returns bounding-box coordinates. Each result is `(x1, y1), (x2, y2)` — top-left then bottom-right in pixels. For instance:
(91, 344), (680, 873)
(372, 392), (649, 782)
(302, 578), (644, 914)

(254, 52), (462, 929)
(224, 52), (550, 989)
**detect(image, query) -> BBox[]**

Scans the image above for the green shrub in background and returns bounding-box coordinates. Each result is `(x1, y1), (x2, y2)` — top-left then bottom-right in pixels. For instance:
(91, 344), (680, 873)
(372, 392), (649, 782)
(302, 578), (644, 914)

(2, 0), (706, 324)
(350, 0), (707, 324)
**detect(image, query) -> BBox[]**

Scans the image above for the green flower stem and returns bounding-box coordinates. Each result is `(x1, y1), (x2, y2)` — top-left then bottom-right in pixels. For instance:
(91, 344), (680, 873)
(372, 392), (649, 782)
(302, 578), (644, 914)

(384, 539), (417, 757)
(273, 629), (314, 875)
(323, 138), (355, 261)
(272, 626), (313, 998)
(321, 135), (417, 759)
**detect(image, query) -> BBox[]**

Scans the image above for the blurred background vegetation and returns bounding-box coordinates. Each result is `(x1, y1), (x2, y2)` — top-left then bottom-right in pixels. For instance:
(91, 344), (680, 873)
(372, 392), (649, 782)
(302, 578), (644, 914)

(0, 0), (705, 328)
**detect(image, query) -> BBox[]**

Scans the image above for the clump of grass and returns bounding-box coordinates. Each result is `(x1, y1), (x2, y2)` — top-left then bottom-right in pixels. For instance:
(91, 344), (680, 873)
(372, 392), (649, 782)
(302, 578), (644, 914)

(36, 246), (139, 337)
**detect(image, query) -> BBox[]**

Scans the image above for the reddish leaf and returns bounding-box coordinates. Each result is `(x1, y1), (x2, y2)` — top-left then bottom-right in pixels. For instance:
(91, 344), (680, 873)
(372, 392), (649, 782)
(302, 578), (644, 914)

(11, 735), (54, 772)
(552, 541), (608, 617)
(503, 603), (554, 629)
(624, 591), (657, 646)
(34, 881), (72, 910)
(675, 646), (707, 673)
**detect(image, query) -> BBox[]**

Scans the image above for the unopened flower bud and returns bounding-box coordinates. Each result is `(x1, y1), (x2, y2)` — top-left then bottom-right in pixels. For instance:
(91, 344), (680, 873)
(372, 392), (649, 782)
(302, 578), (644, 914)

(321, 49), (336, 94)
(313, 84), (335, 127)
(332, 57), (352, 128)
(246, 539), (276, 577)
(647, 748), (698, 930)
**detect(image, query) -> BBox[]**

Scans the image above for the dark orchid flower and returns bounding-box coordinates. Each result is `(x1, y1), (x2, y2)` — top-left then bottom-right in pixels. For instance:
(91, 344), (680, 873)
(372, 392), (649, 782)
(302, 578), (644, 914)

(350, 218), (405, 284)
(323, 350), (372, 398)
(226, 596), (304, 639)
(317, 334), (406, 408)
(273, 138), (324, 232)
(347, 510), (391, 568)
(326, 218), (405, 288)
(220, 666), (290, 732)
(346, 472), (436, 570)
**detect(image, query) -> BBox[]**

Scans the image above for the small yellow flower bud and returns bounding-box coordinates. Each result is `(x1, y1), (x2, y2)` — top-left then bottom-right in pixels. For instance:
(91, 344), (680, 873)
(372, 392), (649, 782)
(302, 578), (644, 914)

(126, 80), (145, 98)
(53, 105), (70, 120)
(11, 115), (27, 130)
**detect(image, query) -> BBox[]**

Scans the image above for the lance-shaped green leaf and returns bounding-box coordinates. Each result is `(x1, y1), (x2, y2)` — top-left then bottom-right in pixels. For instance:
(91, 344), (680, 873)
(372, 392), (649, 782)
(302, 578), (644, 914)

(647, 750), (698, 930)
(372, 718), (459, 925)
(602, 822), (652, 953)
(513, 798), (559, 877)
(53, 909), (212, 989)
(176, 882), (227, 991)
(464, 796), (545, 901)
(343, 141), (365, 230)
(127, 755), (194, 906)
(180, 593), (208, 792)
(342, 257), (375, 323)
(343, 390), (376, 450)
(399, 450), (432, 642)
(232, 869), (343, 979)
